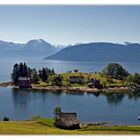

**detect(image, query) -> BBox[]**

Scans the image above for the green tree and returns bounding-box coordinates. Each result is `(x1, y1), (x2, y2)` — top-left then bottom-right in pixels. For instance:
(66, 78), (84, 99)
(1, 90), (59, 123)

(39, 67), (55, 82)
(52, 75), (63, 87)
(30, 68), (39, 84)
(127, 73), (140, 85)
(19, 62), (24, 76)
(11, 62), (32, 84)
(3, 116), (9, 121)
(53, 106), (62, 120)
(11, 63), (19, 84)
(103, 63), (129, 79)
(74, 69), (79, 73)
(42, 68), (48, 82)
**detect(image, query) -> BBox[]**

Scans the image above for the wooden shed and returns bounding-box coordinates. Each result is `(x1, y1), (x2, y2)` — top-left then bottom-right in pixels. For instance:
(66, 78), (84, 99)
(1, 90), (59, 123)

(18, 77), (31, 88)
(55, 112), (80, 129)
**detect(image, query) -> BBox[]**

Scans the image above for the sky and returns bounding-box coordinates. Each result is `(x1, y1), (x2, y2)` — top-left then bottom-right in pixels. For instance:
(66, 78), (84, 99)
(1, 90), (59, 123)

(0, 6), (140, 45)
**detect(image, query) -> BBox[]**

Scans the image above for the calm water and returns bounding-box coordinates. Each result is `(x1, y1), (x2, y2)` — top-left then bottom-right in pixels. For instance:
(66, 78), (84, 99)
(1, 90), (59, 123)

(0, 87), (140, 125)
(0, 59), (140, 125)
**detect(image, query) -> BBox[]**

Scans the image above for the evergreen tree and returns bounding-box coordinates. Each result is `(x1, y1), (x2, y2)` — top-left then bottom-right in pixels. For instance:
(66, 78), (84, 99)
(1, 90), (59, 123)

(38, 70), (42, 79)
(19, 62), (24, 76)
(23, 62), (28, 76)
(11, 63), (19, 84)
(42, 68), (48, 82)
(11, 62), (32, 84)
(51, 68), (55, 75)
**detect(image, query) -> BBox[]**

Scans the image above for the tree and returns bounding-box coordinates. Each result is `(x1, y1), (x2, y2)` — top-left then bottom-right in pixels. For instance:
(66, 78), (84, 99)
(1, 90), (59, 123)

(52, 75), (63, 87)
(11, 62), (32, 84)
(51, 68), (55, 75)
(74, 69), (79, 73)
(103, 63), (129, 79)
(30, 68), (39, 84)
(23, 62), (28, 76)
(127, 73), (140, 85)
(19, 62), (24, 76)
(11, 63), (19, 84)
(3, 116), (9, 121)
(53, 106), (62, 120)
(39, 67), (55, 82)
(42, 68), (48, 82)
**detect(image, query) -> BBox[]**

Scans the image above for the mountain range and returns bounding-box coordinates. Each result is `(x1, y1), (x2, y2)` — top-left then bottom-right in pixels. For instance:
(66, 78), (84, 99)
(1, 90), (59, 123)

(0, 39), (60, 59)
(45, 42), (140, 62)
(1, 40), (140, 62)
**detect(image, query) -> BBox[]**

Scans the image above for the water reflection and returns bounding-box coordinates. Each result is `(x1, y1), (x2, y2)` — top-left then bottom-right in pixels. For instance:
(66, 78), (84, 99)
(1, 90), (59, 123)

(127, 90), (140, 100)
(103, 92), (125, 105)
(12, 88), (31, 108)
(11, 88), (140, 107)
(1, 87), (140, 124)
(87, 92), (100, 97)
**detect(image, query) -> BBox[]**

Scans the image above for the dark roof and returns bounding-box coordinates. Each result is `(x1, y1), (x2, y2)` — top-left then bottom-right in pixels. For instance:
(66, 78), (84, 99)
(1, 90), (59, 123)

(55, 112), (80, 128)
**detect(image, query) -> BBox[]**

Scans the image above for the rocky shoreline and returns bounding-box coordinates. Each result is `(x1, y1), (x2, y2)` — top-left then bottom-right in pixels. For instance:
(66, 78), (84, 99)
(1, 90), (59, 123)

(32, 86), (129, 93)
(0, 81), (130, 93)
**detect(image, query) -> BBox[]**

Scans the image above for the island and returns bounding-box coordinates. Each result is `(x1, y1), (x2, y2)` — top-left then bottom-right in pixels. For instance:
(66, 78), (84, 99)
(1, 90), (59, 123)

(1, 62), (140, 93)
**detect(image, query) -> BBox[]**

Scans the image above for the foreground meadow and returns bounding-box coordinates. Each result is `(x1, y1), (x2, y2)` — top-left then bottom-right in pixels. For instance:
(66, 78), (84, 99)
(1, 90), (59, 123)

(0, 119), (140, 135)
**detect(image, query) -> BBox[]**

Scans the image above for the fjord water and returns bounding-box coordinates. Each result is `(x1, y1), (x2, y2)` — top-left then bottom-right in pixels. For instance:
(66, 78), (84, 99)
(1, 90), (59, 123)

(0, 59), (140, 125)
(0, 87), (140, 125)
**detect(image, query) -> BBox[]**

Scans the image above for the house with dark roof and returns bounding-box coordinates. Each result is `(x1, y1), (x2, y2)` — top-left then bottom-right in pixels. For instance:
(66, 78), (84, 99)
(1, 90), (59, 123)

(55, 112), (80, 129)
(18, 77), (31, 88)
(87, 78), (103, 89)
(69, 76), (84, 84)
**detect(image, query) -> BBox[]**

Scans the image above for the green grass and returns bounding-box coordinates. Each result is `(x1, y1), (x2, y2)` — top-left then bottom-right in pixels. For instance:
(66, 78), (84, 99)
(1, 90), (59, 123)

(0, 119), (140, 134)
(31, 72), (130, 89)
(60, 72), (129, 87)
(37, 118), (55, 127)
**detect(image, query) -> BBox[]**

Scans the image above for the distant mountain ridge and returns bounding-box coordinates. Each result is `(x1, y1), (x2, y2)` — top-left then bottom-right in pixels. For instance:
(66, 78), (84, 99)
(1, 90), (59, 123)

(0, 39), (60, 59)
(45, 42), (140, 62)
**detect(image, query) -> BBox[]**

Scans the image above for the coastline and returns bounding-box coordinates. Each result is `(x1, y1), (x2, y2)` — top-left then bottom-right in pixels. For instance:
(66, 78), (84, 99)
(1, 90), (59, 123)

(0, 81), (130, 93)
(32, 85), (130, 93)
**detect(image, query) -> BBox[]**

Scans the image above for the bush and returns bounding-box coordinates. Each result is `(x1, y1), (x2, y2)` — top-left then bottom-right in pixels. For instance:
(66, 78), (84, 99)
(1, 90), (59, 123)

(53, 106), (62, 121)
(74, 69), (79, 73)
(127, 73), (140, 85)
(3, 116), (9, 121)
(52, 75), (63, 87)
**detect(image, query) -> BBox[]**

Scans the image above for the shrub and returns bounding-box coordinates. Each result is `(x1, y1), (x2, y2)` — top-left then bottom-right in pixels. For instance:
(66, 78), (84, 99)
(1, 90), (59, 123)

(53, 106), (62, 121)
(127, 73), (140, 85)
(3, 116), (9, 121)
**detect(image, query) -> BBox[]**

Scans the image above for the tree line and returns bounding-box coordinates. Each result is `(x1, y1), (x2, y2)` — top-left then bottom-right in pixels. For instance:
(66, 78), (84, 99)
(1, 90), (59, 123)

(11, 62), (55, 84)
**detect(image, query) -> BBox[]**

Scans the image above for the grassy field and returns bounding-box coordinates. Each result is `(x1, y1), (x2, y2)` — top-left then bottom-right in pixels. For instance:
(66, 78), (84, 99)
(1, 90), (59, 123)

(0, 119), (140, 135)
(33, 72), (129, 88)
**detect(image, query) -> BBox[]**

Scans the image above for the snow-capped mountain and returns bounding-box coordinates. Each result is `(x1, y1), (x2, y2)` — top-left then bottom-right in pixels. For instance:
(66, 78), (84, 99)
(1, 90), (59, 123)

(0, 39), (60, 58)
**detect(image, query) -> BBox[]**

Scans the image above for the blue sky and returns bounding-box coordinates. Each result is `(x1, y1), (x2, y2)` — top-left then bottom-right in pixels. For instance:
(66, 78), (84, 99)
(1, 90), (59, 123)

(0, 6), (140, 45)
